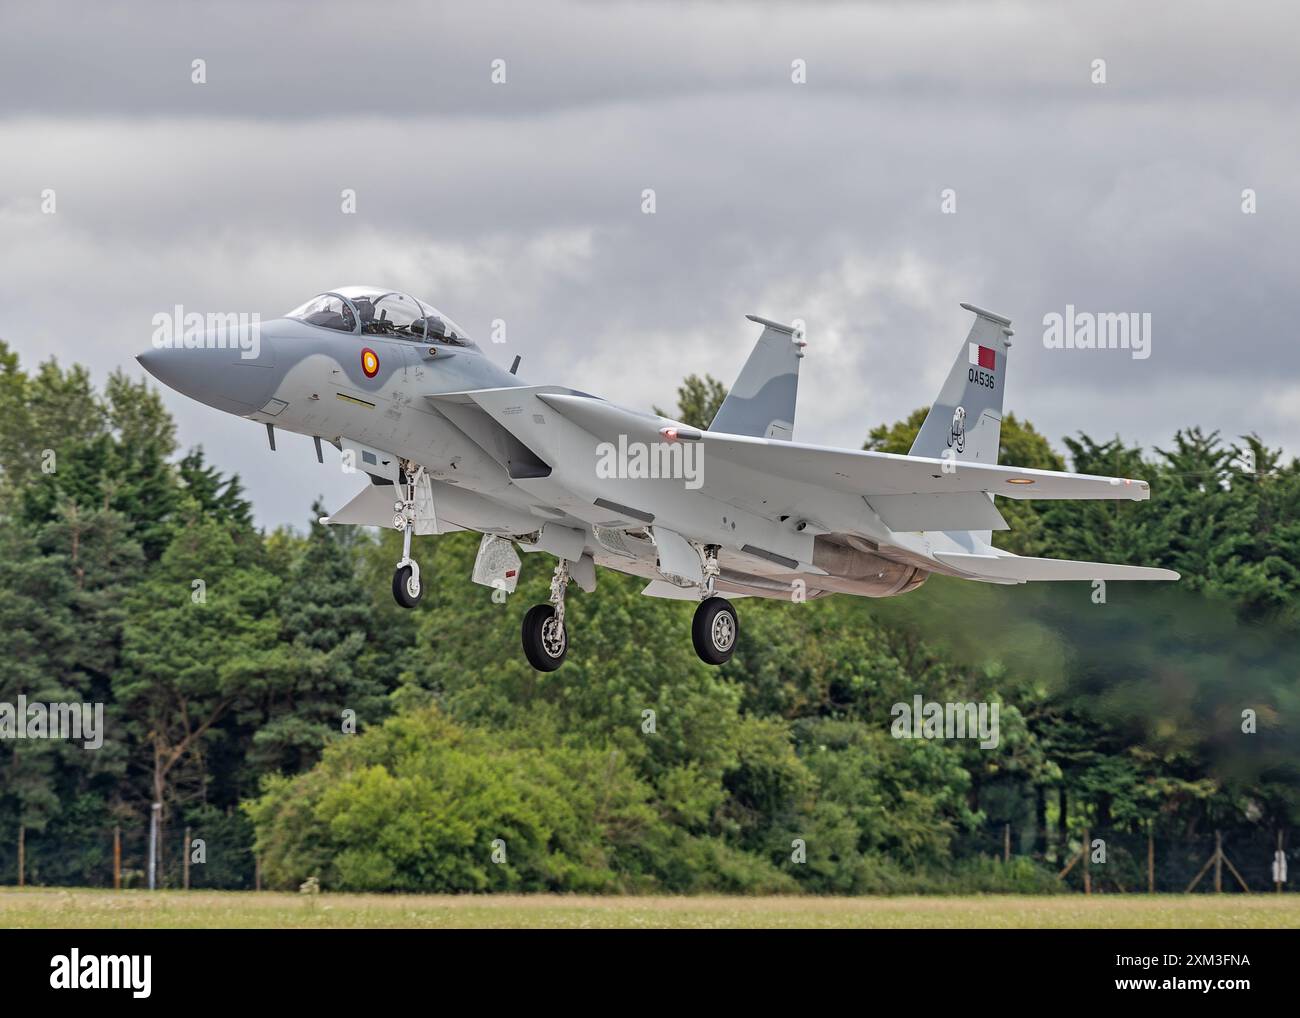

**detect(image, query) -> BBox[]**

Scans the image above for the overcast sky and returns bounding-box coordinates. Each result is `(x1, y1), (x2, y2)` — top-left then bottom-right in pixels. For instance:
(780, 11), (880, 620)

(1, 0), (1296, 528)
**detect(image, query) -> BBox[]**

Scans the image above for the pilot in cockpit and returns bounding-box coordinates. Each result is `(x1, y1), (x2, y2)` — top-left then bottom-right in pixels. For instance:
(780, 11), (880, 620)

(287, 289), (477, 349)
(351, 296), (378, 332)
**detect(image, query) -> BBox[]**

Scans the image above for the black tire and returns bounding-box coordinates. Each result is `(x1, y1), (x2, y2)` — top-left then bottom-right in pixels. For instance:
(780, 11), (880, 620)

(692, 596), (738, 665)
(392, 563), (423, 608)
(522, 603), (568, 671)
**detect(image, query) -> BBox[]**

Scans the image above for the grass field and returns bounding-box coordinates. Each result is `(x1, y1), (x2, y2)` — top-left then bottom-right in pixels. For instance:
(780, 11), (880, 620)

(1, 888), (1297, 928)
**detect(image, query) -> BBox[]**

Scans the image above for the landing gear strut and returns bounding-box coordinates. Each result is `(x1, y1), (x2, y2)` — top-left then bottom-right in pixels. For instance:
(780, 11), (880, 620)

(522, 558), (570, 671)
(391, 464), (425, 609)
(692, 545), (737, 665)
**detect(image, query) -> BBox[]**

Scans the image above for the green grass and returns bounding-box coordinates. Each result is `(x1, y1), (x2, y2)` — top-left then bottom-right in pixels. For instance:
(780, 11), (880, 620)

(2, 888), (1297, 928)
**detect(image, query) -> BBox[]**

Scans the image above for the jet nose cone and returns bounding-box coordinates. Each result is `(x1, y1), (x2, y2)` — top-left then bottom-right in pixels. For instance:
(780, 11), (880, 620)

(136, 345), (184, 389)
(136, 331), (278, 416)
(136, 348), (162, 376)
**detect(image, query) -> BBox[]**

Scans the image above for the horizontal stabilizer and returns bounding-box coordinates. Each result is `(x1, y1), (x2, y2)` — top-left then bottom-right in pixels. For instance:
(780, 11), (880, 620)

(936, 552), (1179, 583)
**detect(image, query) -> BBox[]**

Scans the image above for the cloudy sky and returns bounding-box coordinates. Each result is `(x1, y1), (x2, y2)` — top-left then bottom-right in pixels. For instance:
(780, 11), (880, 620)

(2, 0), (1296, 528)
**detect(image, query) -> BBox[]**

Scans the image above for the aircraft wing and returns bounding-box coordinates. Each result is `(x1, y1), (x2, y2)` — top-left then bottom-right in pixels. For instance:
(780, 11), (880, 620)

(691, 430), (1152, 503)
(533, 393), (1152, 535)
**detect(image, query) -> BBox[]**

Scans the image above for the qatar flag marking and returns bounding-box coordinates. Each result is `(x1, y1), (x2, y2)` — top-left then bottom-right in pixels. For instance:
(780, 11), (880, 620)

(968, 343), (996, 371)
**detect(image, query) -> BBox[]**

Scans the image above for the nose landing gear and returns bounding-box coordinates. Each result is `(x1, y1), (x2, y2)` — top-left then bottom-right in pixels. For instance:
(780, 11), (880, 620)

(522, 558), (570, 671)
(391, 464), (426, 609)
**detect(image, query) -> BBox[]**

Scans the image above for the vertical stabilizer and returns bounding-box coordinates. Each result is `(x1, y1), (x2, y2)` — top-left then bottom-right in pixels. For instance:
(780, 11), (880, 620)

(709, 315), (805, 440)
(909, 303), (1013, 466)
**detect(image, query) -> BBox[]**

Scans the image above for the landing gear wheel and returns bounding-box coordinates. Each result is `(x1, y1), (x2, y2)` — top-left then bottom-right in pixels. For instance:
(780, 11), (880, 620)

(692, 596), (738, 666)
(522, 603), (568, 671)
(392, 563), (423, 608)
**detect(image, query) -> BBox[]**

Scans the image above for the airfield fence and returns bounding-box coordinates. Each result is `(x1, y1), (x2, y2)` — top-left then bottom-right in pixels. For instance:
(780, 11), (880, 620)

(958, 822), (1292, 894)
(0, 808), (257, 890)
(1, 815), (1292, 893)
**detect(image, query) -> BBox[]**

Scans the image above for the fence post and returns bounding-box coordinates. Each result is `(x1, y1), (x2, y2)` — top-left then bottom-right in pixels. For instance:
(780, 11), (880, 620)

(1147, 824), (1155, 894)
(1082, 826), (1091, 895)
(1003, 823), (1011, 863)
(113, 826), (121, 890)
(17, 825), (24, 888)
(183, 827), (191, 890)
(1214, 830), (1223, 894)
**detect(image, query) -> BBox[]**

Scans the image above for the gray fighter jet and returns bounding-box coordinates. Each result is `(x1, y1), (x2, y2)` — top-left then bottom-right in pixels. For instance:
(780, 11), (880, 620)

(138, 286), (1177, 671)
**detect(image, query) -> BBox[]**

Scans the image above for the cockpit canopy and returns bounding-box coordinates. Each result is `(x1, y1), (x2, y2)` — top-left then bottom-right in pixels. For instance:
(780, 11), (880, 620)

(286, 286), (477, 348)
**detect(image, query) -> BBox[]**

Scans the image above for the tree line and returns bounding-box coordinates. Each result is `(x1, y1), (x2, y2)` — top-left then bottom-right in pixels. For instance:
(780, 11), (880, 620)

(1, 343), (1296, 891)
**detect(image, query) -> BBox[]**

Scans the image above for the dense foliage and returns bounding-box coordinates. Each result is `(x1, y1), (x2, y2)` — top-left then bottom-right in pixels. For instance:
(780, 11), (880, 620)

(1, 349), (1296, 892)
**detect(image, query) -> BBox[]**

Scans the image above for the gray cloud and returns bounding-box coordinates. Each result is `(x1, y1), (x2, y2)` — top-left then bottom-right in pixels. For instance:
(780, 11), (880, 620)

(1, 0), (1296, 528)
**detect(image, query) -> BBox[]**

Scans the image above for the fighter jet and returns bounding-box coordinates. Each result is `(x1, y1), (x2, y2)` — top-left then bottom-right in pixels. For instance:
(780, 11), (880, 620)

(138, 287), (1177, 671)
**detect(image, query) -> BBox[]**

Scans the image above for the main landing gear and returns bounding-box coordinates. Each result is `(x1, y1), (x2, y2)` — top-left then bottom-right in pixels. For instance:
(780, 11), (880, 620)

(691, 545), (738, 666)
(522, 558), (570, 671)
(692, 597), (738, 666)
(515, 545), (739, 672)
(391, 464), (425, 609)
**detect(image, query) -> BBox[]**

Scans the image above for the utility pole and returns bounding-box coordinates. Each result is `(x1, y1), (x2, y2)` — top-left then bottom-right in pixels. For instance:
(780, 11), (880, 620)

(148, 802), (161, 890)
(183, 827), (191, 890)
(113, 826), (122, 891)
(17, 825), (24, 888)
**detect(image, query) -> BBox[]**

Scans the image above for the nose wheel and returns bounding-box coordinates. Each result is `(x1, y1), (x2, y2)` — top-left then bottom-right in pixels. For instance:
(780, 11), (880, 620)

(692, 596), (738, 665)
(390, 464), (426, 609)
(522, 558), (571, 671)
(392, 561), (423, 608)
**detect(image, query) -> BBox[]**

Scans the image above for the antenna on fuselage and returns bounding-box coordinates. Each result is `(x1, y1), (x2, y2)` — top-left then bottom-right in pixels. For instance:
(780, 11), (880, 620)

(509, 355), (521, 375)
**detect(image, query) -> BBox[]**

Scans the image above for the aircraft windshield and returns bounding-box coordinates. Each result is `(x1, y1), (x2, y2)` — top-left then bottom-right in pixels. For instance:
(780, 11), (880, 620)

(286, 294), (355, 332)
(286, 287), (477, 348)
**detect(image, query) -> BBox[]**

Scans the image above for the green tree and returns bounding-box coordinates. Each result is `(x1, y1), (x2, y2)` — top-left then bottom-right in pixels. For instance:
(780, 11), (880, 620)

(116, 512), (284, 881)
(654, 374), (728, 429)
(245, 502), (388, 778)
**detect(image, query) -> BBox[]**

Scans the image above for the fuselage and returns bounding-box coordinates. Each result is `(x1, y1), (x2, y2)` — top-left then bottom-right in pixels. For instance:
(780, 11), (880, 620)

(138, 289), (990, 602)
